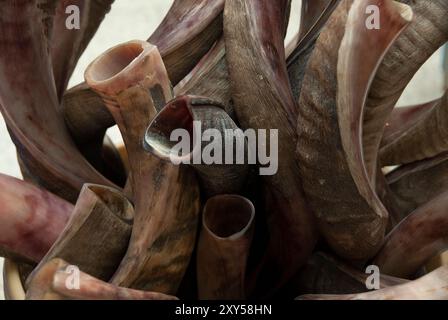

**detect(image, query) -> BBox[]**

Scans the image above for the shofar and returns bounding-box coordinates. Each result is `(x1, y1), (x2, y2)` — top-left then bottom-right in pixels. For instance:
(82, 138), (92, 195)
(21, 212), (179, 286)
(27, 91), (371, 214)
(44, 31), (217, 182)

(296, 0), (412, 260)
(26, 259), (178, 300)
(0, 173), (73, 263)
(0, 0), (117, 203)
(28, 184), (133, 283)
(144, 95), (249, 197)
(287, 0), (340, 102)
(380, 91), (448, 165)
(225, 0), (317, 296)
(374, 189), (448, 278)
(298, 266), (448, 300)
(85, 40), (200, 294)
(386, 152), (448, 218)
(197, 195), (255, 299)
(56, 0), (224, 163)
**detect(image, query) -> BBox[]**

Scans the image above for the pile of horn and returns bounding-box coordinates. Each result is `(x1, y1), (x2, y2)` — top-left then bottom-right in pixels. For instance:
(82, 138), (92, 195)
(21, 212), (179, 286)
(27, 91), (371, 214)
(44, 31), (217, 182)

(0, 0), (447, 300)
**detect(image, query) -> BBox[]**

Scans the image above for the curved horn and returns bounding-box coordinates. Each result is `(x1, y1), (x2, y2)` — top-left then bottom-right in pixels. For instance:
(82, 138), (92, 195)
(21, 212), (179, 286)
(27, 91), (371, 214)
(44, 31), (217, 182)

(144, 95), (249, 197)
(26, 259), (178, 300)
(297, 0), (412, 259)
(387, 152), (448, 218)
(374, 190), (448, 277)
(294, 252), (408, 295)
(287, 0), (340, 102)
(338, 0), (412, 243)
(51, 0), (89, 98)
(366, 0), (448, 169)
(85, 40), (200, 294)
(0, 173), (73, 263)
(0, 0), (117, 202)
(28, 184), (133, 283)
(298, 266), (448, 300)
(225, 0), (317, 296)
(380, 91), (448, 165)
(59, 0), (225, 145)
(197, 195), (255, 299)
(381, 99), (438, 149)
(149, 0), (224, 85)
(175, 38), (235, 118)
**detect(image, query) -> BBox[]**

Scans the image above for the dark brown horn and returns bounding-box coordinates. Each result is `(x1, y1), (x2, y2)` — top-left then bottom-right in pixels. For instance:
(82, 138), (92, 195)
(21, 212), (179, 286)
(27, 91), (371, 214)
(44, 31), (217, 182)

(380, 91), (448, 165)
(51, 0), (89, 98)
(149, 0), (225, 85)
(197, 195), (255, 299)
(175, 38), (235, 118)
(297, 0), (411, 260)
(374, 190), (448, 277)
(293, 252), (408, 295)
(381, 99), (438, 149)
(387, 152), (448, 218)
(225, 0), (317, 296)
(28, 184), (133, 283)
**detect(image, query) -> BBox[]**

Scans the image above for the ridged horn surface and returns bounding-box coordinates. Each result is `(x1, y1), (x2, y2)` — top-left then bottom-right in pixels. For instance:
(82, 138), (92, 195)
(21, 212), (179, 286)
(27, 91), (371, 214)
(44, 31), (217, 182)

(297, 0), (411, 260)
(225, 0), (317, 295)
(29, 184), (133, 282)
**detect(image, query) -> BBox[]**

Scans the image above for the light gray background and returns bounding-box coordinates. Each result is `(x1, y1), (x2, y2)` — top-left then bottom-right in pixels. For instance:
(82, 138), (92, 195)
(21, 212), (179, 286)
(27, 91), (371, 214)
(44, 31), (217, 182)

(0, 0), (444, 299)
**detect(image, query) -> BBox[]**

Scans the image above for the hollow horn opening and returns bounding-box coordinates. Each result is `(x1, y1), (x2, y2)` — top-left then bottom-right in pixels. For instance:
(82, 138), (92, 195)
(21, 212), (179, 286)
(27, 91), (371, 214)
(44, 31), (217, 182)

(84, 40), (156, 94)
(90, 43), (143, 82)
(84, 184), (134, 222)
(144, 96), (195, 162)
(203, 195), (255, 240)
(87, 41), (145, 81)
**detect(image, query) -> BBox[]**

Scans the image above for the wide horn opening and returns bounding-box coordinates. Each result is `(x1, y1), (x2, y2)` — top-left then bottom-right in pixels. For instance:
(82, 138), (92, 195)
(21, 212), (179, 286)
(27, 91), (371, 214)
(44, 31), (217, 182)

(143, 96), (195, 163)
(84, 40), (157, 94)
(87, 42), (144, 82)
(84, 184), (134, 222)
(203, 195), (255, 240)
